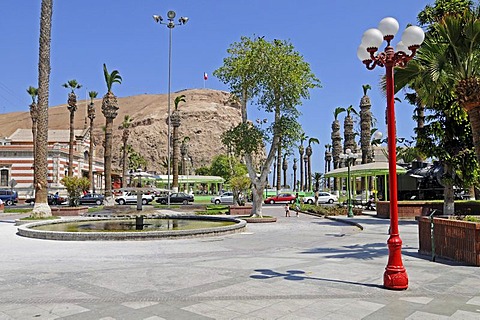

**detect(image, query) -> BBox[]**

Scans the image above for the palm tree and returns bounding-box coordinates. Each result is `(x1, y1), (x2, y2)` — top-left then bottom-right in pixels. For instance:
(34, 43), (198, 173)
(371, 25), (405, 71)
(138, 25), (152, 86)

(170, 94), (186, 191)
(324, 143), (332, 189)
(282, 152), (288, 188)
(359, 85), (373, 164)
(438, 9), (480, 165)
(27, 86), (38, 193)
(120, 115), (134, 189)
(101, 63), (122, 203)
(62, 79), (82, 177)
(87, 91), (97, 192)
(292, 158), (297, 191)
(306, 137), (319, 191)
(343, 105), (358, 155)
(312, 172), (323, 192)
(32, 0), (53, 218)
(331, 107), (345, 191)
(276, 137), (283, 192)
(298, 133), (307, 192)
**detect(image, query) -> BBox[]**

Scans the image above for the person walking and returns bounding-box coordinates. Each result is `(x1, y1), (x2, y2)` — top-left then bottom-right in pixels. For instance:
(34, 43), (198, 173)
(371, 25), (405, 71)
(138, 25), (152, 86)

(284, 203), (290, 217)
(294, 193), (301, 217)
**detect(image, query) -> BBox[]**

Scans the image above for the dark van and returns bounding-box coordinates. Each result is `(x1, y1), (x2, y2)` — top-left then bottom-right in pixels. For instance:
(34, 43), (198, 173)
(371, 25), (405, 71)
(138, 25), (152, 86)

(0, 189), (18, 206)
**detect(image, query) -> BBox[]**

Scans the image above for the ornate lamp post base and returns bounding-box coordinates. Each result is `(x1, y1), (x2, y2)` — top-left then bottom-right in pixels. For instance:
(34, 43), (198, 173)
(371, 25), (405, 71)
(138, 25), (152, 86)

(383, 235), (408, 289)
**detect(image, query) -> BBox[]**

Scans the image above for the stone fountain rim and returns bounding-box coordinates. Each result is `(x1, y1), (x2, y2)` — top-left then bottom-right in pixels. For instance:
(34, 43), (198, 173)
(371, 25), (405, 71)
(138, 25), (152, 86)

(16, 214), (247, 241)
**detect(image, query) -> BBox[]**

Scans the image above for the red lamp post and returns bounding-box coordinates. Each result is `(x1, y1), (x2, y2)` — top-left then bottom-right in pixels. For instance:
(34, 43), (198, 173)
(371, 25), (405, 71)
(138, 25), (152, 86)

(357, 17), (424, 290)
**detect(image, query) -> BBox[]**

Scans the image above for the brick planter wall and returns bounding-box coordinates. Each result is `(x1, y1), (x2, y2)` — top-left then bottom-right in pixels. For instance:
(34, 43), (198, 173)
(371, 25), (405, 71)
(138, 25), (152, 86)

(378, 201), (480, 219)
(50, 206), (89, 216)
(416, 216), (480, 266)
(228, 206), (252, 216)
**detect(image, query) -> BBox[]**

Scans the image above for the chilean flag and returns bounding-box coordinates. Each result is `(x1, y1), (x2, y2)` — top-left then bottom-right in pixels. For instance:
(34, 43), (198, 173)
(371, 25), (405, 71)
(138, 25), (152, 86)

(203, 72), (208, 80)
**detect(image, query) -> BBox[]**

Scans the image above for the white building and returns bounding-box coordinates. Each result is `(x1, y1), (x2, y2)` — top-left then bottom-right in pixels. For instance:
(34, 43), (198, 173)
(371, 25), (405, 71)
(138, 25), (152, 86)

(0, 128), (104, 201)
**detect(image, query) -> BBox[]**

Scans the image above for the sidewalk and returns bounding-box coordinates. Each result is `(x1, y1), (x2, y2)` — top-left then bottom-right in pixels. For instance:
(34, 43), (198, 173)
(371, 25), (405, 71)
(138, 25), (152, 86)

(0, 206), (479, 319)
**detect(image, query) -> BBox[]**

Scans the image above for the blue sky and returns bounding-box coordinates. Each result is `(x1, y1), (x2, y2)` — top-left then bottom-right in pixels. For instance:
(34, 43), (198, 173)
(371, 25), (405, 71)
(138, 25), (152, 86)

(0, 0), (431, 179)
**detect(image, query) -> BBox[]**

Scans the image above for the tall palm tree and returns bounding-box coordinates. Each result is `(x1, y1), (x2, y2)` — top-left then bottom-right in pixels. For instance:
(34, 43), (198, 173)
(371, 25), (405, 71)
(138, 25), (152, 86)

(180, 136), (190, 192)
(359, 85), (373, 165)
(298, 133), (307, 192)
(27, 86), (38, 192)
(306, 137), (319, 191)
(282, 152), (288, 188)
(170, 94), (186, 191)
(62, 79), (82, 177)
(331, 107), (345, 191)
(324, 143), (332, 189)
(101, 63), (122, 203)
(120, 115), (133, 189)
(312, 172), (323, 192)
(438, 9), (480, 165)
(292, 158), (297, 191)
(343, 105), (358, 155)
(32, 0), (53, 218)
(87, 91), (97, 192)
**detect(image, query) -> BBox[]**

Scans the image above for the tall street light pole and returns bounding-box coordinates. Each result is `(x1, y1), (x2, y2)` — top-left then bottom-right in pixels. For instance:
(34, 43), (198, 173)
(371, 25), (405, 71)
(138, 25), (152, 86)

(357, 17), (424, 290)
(339, 148), (358, 218)
(153, 11), (188, 206)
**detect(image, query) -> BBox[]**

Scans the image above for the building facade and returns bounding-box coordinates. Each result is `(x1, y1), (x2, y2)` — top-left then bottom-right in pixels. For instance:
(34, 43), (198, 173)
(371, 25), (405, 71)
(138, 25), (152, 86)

(0, 128), (104, 201)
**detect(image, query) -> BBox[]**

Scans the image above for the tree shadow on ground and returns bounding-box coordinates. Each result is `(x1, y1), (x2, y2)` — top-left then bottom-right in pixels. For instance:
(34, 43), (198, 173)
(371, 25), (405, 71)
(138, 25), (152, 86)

(301, 242), (388, 260)
(250, 269), (383, 289)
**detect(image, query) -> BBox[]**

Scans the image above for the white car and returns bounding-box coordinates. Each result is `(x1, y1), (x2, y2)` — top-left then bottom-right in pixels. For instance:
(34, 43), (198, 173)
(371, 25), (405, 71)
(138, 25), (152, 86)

(115, 192), (154, 205)
(211, 192), (234, 204)
(302, 192), (338, 204)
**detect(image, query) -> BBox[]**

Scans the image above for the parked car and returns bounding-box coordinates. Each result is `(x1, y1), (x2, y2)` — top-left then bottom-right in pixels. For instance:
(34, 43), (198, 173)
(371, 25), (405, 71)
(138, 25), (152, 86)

(0, 189), (18, 206)
(302, 192), (338, 204)
(115, 192), (154, 205)
(264, 193), (296, 204)
(156, 192), (194, 205)
(79, 193), (105, 205)
(211, 192), (234, 204)
(26, 193), (68, 205)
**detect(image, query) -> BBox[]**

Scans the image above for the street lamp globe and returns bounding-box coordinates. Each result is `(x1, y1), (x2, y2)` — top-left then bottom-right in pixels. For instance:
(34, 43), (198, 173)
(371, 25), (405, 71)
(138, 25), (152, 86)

(361, 28), (384, 49)
(401, 26), (425, 47)
(378, 17), (399, 38)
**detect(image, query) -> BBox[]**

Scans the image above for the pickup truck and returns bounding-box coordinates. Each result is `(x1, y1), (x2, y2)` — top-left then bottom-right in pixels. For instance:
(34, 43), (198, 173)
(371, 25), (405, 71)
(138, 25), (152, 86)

(115, 192), (154, 205)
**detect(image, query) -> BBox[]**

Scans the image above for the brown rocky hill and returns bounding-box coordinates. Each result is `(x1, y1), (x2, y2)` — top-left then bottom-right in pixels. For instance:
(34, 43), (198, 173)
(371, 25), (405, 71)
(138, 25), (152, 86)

(0, 88), (242, 173)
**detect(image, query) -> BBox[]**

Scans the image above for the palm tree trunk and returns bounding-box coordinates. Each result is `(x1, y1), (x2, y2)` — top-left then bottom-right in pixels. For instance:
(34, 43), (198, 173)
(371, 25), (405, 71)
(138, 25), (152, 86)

(276, 142), (282, 193)
(122, 139), (127, 189)
(299, 150), (304, 192)
(88, 119), (94, 192)
(307, 155), (312, 191)
(467, 106), (480, 166)
(104, 118), (113, 199)
(172, 128), (179, 190)
(32, 0), (53, 218)
(68, 110), (75, 176)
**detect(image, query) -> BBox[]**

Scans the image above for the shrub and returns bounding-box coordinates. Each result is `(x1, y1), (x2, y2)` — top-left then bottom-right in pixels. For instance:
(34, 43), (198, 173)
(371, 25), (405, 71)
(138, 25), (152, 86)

(60, 176), (90, 207)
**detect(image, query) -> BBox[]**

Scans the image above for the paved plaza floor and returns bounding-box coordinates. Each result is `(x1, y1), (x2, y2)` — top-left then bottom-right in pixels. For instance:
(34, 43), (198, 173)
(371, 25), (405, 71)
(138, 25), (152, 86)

(1, 206), (480, 319)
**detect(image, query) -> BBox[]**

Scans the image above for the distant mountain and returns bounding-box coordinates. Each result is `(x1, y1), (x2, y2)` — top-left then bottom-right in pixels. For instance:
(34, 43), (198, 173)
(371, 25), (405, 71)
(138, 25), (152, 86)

(0, 88), (242, 173)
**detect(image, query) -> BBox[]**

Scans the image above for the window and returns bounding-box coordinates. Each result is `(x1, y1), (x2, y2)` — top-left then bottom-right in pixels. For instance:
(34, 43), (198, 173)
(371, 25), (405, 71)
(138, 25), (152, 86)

(0, 169), (9, 186)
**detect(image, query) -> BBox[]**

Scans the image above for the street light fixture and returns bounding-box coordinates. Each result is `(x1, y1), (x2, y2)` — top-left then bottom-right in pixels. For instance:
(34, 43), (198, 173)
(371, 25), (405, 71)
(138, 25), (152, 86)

(339, 148), (358, 218)
(153, 10), (188, 206)
(357, 17), (424, 290)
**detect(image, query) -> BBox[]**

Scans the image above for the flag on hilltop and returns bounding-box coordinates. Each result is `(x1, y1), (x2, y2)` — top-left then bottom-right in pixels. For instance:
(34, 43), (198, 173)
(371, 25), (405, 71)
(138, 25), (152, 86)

(203, 72), (208, 80)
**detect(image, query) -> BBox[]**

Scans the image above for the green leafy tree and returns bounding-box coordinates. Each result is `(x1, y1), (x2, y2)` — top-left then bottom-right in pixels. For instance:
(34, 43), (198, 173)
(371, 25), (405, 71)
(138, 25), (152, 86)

(215, 36), (320, 217)
(195, 166), (211, 176)
(230, 174), (251, 205)
(61, 176), (90, 207)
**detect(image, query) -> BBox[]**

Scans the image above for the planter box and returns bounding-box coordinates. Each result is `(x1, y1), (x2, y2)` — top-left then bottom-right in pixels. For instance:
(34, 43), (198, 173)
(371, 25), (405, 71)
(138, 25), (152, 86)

(229, 206), (252, 216)
(416, 216), (480, 266)
(378, 201), (480, 219)
(50, 206), (88, 216)
(377, 201), (444, 219)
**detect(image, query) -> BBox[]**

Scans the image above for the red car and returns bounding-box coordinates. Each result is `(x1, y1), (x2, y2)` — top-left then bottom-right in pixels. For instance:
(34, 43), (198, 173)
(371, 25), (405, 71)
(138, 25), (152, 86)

(264, 193), (296, 204)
